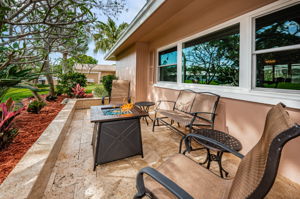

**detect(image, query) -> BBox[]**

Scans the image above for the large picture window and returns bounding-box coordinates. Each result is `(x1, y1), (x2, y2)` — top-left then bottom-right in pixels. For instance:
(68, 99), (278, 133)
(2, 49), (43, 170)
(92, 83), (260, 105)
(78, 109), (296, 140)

(255, 4), (300, 90)
(182, 24), (240, 86)
(158, 47), (177, 82)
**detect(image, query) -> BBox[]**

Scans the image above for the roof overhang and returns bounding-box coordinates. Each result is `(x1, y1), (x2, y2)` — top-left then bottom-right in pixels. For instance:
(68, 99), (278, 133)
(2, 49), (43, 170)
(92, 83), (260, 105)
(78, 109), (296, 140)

(104, 0), (166, 60)
(104, 0), (278, 61)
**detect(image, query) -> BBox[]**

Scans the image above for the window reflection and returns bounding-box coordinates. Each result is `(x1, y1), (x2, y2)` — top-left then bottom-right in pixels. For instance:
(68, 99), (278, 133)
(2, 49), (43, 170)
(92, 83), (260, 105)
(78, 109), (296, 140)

(159, 65), (177, 82)
(158, 47), (177, 82)
(255, 4), (300, 50)
(256, 49), (300, 90)
(182, 24), (240, 86)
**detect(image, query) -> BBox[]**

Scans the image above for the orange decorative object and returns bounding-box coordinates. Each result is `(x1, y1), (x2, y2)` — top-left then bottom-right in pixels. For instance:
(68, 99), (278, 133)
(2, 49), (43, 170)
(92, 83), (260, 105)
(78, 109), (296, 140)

(121, 103), (133, 112)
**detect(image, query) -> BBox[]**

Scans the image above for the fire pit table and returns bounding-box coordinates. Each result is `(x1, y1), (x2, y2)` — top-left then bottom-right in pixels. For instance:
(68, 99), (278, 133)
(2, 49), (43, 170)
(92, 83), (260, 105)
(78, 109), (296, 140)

(90, 105), (148, 170)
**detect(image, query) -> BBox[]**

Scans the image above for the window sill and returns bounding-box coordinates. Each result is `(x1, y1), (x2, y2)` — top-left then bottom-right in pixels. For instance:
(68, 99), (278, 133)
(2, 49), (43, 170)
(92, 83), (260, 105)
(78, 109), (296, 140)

(153, 82), (300, 109)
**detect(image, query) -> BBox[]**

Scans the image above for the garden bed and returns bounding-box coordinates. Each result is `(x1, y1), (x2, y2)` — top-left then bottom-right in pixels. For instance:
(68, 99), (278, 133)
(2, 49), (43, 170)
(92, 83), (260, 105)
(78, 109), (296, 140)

(0, 96), (66, 184)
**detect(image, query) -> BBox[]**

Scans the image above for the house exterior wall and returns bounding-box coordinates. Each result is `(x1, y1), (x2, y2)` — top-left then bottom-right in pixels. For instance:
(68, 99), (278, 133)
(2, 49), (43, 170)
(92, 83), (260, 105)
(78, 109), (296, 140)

(114, 0), (300, 184)
(85, 73), (99, 83)
(116, 46), (137, 98)
(78, 71), (115, 83)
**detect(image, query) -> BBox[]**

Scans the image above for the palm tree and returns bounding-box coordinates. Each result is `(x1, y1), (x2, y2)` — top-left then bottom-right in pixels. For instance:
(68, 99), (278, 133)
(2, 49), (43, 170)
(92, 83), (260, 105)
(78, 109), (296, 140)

(93, 18), (128, 53)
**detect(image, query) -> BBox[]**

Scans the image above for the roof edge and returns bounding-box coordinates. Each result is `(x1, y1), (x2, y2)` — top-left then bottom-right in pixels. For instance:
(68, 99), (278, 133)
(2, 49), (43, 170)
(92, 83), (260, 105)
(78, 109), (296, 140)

(104, 0), (165, 61)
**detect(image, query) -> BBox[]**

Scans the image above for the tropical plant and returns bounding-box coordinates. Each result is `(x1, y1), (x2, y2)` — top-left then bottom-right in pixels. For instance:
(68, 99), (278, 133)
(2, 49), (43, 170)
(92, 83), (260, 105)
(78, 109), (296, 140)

(102, 75), (117, 96)
(27, 100), (46, 114)
(93, 18), (128, 52)
(94, 85), (108, 97)
(57, 72), (87, 96)
(0, 65), (47, 101)
(0, 0), (127, 97)
(0, 98), (24, 149)
(72, 84), (86, 98)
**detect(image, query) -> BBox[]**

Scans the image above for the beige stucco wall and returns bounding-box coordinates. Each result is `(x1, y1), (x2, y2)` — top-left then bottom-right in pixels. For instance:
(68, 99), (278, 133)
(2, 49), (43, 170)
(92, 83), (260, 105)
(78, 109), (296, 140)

(101, 71), (115, 79)
(114, 0), (300, 184)
(85, 73), (99, 83)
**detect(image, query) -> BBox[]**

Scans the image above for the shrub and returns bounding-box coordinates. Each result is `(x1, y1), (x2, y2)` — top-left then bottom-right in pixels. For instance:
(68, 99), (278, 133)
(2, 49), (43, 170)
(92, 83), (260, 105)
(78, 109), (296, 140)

(0, 98), (24, 149)
(72, 84), (86, 98)
(93, 85), (108, 97)
(57, 72), (87, 96)
(102, 75), (117, 96)
(27, 100), (46, 114)
(46, 95), (57, 101)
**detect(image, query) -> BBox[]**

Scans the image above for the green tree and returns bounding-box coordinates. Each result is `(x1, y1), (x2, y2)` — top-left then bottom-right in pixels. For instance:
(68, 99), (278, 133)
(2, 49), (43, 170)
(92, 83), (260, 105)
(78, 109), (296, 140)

(102, 75), (117, 96)
(93, 18), (128, 52)
(57, 72), (87, 96)
(0, 0), (127, 97)
(59, 54), (98, 74)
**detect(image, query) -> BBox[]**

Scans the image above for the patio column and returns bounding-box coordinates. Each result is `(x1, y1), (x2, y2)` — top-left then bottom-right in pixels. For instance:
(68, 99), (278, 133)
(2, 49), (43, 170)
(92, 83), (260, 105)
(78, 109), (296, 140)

(135, 42), (149, 102)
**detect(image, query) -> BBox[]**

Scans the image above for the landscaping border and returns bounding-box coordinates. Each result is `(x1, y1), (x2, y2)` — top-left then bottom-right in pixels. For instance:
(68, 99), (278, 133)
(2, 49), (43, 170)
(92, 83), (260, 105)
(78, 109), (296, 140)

(0, 98), (101, 199)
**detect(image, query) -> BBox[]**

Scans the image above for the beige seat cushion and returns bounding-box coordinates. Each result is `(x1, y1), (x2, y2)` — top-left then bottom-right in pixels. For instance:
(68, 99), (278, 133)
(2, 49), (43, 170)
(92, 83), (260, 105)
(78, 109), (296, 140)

(174, 91), (196, 113)
(110, 80), (130, 105)
(110, 97), (128, 105)
(145, 154), (232, 199)
(191, 93), (219, 121)
(157, 110), (211, 126)
(227, 103), (295, 198)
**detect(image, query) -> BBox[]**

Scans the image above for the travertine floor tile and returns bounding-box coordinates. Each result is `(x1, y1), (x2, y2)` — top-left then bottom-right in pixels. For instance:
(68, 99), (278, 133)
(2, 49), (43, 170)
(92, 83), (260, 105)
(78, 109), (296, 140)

(43, 109), (300, 199)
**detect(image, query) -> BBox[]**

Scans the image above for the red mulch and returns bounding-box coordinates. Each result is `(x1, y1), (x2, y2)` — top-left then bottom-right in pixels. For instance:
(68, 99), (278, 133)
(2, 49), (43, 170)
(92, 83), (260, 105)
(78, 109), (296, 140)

(0, 95), (67, 184)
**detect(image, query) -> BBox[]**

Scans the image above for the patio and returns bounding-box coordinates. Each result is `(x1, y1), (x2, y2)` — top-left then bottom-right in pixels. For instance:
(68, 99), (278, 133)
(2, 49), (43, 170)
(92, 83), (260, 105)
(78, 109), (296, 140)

(42, 107), (300, 199)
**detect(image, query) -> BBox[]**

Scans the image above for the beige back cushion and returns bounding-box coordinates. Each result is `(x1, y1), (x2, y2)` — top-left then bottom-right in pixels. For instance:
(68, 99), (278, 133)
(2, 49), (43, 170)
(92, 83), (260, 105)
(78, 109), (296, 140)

(110, 80), (130, 104)
(228, 104), (294, 199)
(190, 93), (219, 121)
(174, 90), (196, 113)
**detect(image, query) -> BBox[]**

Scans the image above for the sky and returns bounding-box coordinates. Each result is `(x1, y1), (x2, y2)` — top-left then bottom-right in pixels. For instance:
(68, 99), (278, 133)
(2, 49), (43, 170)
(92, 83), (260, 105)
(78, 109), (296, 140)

(51, 0), (147, 65)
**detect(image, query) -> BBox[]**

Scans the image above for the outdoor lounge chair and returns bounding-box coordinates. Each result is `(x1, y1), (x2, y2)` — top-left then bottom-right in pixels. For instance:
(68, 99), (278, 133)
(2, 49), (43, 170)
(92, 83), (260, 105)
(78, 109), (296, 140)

(134, 103), (300, 199)
(102, 80), (131, 105)
(153, 90), (220, 133)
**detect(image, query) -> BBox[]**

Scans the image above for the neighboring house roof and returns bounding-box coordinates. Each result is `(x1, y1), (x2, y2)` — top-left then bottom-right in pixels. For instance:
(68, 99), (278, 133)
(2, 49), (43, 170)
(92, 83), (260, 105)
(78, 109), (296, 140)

(74, 64), (116, 72)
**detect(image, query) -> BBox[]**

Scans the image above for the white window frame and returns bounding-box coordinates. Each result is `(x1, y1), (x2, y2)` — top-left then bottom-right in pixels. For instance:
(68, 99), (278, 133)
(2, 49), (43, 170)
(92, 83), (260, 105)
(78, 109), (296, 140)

(154, 0), (300, 109)
(157, 44), (178, 84)
(251, 2), (300, 94)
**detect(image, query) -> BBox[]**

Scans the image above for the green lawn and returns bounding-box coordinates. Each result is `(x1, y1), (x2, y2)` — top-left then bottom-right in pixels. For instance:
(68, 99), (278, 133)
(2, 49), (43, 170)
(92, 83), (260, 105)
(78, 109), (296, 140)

(85, 84), (98, 94)
(1, 84), (101, 102)
(1, 87), (49, 102)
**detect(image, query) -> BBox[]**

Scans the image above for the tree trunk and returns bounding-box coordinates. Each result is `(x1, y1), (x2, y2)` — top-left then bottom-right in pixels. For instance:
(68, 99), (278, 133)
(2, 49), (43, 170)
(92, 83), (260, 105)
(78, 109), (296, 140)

(62, 51), (68, 73)
(44, 55), (55, 96)
(43, 42), (56, 96)
(31, 90), (43, 101)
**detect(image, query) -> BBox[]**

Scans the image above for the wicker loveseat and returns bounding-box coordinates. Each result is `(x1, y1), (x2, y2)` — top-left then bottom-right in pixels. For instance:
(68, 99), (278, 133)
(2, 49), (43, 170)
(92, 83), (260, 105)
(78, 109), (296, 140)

(152, 90), (220, 141)
(134, 103), (300, 199)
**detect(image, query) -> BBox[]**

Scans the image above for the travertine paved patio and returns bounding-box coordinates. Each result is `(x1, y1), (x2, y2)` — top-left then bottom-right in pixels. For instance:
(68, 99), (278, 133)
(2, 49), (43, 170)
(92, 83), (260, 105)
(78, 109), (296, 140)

(43, 109), (300, 199)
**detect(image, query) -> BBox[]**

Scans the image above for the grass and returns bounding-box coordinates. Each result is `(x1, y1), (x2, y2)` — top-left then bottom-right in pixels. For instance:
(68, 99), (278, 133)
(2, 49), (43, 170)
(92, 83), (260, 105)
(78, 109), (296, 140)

(262, 82), (300, 90)
(85, 84), (98, 94)
(1, 86), (49, 102)
(1, 83), (102, 102)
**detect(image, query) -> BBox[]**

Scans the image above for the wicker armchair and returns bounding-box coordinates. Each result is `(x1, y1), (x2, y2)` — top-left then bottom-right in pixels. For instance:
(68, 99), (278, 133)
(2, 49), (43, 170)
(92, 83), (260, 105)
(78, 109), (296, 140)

(102, 80), (131, 105)
(134, 103), (300, 199)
